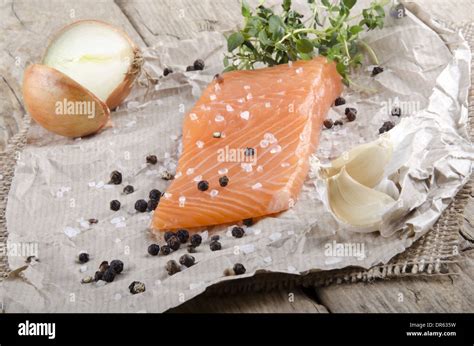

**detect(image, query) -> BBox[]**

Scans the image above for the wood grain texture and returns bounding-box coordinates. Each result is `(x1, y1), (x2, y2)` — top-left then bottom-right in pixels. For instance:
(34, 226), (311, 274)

(168, 288), (328, 313)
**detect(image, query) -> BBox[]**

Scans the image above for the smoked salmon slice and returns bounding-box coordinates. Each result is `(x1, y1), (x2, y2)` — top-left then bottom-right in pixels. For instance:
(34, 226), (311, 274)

(153, 57), (342, 230)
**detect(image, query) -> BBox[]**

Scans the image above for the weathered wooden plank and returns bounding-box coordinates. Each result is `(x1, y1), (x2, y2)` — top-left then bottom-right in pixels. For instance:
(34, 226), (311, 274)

(168, 288), (328, 313)
(314, 250), (474, 313)
(0, 0), (146, 150)
(115, 0), (242, 45)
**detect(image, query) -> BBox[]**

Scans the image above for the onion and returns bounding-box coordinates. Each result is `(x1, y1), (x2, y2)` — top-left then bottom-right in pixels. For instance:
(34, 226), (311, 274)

(22, 20), (142, 137)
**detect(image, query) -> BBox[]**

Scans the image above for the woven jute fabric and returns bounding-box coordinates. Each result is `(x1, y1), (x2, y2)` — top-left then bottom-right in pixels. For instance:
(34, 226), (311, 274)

(0, 23), (472, 290)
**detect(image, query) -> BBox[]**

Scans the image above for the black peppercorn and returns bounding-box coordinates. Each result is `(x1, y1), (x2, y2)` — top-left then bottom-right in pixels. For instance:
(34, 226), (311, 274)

(372, 66), (384, 76)
(110, 200), (121, 211)
(391, 107), (401, 117)
(197, 180), (209, 191)
(88, 218), (98, 224)
(78, 252), (89, 264)
(323, 119), (333, 129)
(379, 121), (395, 134)
(211, 235), (220, 241)
(134, 199), (148, 212)
(103, 268), (116, 282)
(167, 236), (181, 251)
(219, 175), (229, 187)
(176, 229), (190, 243)
(129, 281), (146, 294)
(149, 189), (162, 201)
(110, 259), (124, 274)
(186, 65), (195, 72)
(179, 254), (195, 267)
(109, 170), (122, 185)
(147, 199), (159, 212)
(94, 271), (104, 281)
(345, 107), (357, 122)
(233, 263), (246, 275)
(163, 68), (173, 77)
(231, 226), (245, 238)
(193, 59), (205, 71)
(166, 260), (181, 275)
(148, 244), (160, 256)
(210, 240), (222, 251)
(146, 155), (158, 164)
(190, 234), (202, 247)
(334, 120), (344, 126)
(164, 231), (175, 242)
(123, 185), (134, 195)
(99, 261), (109, 273)
(243, 218), (253, 227)
(244, 147), (255, 156)
(334, 97), (346, 106)
(160, 244), (171, 256)
(214, 74), (224, 83)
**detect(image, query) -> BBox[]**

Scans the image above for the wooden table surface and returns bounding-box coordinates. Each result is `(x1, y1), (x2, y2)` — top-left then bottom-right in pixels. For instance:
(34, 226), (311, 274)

(0, 0), (472, 313)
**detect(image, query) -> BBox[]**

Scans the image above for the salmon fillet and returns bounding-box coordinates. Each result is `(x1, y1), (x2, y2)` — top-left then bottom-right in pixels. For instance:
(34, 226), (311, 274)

(153, 57), (342, 230)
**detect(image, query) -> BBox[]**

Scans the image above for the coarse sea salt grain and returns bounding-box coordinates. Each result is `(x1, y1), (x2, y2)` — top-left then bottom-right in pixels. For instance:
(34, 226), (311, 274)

(257, 165), (264, 172)
(96, 181), (105, 189)
(210, 94), (217, 101)
(264, 256), (272, 263)
(252, 182), (262, 190)
(260, 140), (269, 148)
(246, 93), (253, 100)
(210, 189), (219, 197)
(226, 104), (234, 112)
(163, 192), (172, 199)
(281, 162), (290, 168)
(240, 244), (255, 254)
(269, 232), (282, 241)
(244, 85), (251, 90)
(218, 168), (228, 175)
(240, 111), (250, 120)
(238, 98), (245, 103)
(79, 265), (87, 273)
(265, 102), (271, 108)
(186, 168), (195, 175)
(296, 67), (303, 74)
(241, 163), (253, 172)
(215, 114), (225, 122)
(196, 140), (204, 149)
(287, 265), (297, 273)
(88, 182), (96, 187)
(111, 216), (125, 224)
(179, 196), (186, 207)
(270, 145), (282, 154)
(175, 171), (182, 179)
(64, 227), (80, 238)
(189, 113), (198, 121)
(193, 175), (203, 182)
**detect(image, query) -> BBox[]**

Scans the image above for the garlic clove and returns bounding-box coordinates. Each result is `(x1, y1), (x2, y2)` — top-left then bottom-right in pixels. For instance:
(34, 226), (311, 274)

(325, 137), (393, 188)
(327, 167), (396, 228)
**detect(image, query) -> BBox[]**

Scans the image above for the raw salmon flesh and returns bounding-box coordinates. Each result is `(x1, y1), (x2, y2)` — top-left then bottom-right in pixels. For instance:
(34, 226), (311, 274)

(153, 57), (342, 230)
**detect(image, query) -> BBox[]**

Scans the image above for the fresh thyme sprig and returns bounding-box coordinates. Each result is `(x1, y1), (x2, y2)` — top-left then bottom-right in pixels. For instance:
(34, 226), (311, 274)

(224, 0), (389, 85)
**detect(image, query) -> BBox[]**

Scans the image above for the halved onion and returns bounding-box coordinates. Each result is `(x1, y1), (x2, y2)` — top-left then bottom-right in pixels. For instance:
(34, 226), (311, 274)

(22, 20), (142, 137)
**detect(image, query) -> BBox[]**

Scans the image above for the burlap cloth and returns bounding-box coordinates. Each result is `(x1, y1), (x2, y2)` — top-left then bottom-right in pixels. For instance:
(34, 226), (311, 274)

(0, 23), (472, 293)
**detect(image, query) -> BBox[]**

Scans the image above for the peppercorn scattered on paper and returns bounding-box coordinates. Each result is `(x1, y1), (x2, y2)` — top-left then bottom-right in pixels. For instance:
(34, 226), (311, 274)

(2, 3), (473, 312)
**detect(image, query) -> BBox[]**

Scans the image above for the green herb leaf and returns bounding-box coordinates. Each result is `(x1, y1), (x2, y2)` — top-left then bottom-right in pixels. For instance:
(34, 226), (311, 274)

(343, 0), (357, 9)
(224, 0), (387, 85)
(227, 32), (245, 52)
(296, 38), (314, 54)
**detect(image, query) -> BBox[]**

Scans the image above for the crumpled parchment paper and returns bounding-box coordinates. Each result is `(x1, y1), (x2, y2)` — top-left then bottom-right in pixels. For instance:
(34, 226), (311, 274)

(1, 2), (472, 312)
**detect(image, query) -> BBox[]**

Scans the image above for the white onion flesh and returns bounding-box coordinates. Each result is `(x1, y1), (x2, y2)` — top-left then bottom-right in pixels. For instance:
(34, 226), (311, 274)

(43, 21), (135, 102)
